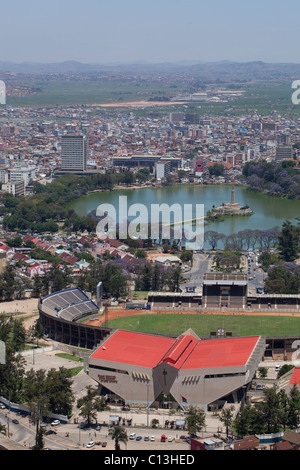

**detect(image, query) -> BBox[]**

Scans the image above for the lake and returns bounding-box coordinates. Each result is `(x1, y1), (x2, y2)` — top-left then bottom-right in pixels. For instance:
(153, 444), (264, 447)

(68, 184), (300, 240)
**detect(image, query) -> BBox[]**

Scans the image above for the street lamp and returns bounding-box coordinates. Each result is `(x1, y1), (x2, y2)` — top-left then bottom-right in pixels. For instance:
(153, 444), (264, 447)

(146, 380), (150, 427)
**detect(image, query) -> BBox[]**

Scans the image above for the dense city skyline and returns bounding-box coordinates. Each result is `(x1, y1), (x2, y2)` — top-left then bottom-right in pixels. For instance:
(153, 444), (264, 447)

(1, 0), (300, 65)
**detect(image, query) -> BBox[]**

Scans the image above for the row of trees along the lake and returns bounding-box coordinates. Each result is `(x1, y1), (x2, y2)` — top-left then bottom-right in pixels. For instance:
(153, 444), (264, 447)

(242, 159), (300, 199)
(1, 170), (143, 234)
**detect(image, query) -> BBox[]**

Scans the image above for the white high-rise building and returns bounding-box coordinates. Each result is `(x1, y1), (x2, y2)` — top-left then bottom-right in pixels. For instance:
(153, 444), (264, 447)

(61, 134), (87, 172)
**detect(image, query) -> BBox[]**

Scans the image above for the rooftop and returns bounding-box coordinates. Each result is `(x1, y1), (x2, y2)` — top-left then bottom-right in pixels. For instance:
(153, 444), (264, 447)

(90, 329), (260, 371)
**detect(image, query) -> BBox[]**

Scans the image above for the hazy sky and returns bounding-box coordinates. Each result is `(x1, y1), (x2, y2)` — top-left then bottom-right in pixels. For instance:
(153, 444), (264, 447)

(1, 0), (299, 64)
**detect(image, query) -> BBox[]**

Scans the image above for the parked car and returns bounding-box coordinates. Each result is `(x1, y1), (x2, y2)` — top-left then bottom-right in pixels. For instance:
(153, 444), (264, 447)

(87, 441), (95, 448)
(129, 433), (136, 440)
(150, 436), (155, 441)
(144, 436), (149, 441)
(136, 436), (142, 441)
(51, 420), (60, 426)
(102, 442), (107, 447)
(12, 419), (19, 425)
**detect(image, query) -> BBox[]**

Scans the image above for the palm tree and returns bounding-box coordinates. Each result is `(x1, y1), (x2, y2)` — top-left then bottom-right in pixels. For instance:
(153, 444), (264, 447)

(108, 425), (128, 451)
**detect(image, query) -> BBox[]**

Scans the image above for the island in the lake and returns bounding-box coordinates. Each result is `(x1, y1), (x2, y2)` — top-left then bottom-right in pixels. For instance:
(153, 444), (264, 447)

(210, 186), (253, 217)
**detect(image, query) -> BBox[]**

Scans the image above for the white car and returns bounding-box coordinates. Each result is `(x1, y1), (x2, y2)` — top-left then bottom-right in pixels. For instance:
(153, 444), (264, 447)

(150, 436), (155, 441)
(51, 419), (60, 426)
(87, 441), (95, 448)
(129, 433), (136, 440)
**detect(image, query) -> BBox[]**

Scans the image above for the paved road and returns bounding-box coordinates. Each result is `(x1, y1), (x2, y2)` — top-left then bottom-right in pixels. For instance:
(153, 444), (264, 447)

(246, 253), (266, 295)
(181, 253), (210, 289)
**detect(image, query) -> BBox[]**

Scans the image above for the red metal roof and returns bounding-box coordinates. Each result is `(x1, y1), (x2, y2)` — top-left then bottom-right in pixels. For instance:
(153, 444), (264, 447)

(180, 336), (260, 370)
(290, 368), (300, 385)
(90, 330), (260, 371)
(90, 330), (175, 368)
(161, 335), (198, 369)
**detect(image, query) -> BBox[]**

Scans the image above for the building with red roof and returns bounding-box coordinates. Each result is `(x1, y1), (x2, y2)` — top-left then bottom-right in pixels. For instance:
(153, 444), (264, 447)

(88, 329), (265, 410)
(289, 367), (300, 385)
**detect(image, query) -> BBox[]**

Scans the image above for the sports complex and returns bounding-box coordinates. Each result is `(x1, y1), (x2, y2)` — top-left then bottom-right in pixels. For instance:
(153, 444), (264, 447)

(38, 276), (300, 411)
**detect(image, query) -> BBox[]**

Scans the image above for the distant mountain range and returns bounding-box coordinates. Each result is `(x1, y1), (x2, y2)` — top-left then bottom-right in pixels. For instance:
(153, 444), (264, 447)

(1, 60), (300, 79)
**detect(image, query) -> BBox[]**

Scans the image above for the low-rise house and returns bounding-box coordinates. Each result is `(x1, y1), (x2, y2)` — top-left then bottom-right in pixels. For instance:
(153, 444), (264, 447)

(26, 265), (47, 278)
(233, 435), (260, 450)
(154, 255), (181, 267)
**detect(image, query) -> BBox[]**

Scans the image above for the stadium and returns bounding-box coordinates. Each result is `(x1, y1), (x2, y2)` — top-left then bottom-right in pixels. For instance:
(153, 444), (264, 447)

(38, 285), (300, 410)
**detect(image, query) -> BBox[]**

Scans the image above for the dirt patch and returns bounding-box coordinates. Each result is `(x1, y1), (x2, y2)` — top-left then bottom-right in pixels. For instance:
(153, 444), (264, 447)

(0, 298), (39, 329)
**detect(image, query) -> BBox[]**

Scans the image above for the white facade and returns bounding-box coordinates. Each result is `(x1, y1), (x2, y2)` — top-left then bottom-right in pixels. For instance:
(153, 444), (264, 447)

(2, 180), (25, 196)
(155, 161), (171, 179)
(8, 166), (36, 186)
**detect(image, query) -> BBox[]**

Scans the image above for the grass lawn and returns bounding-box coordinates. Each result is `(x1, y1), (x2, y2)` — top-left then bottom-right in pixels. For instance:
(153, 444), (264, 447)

(106, 313), (300, 337)
(55, 353), (83, 362)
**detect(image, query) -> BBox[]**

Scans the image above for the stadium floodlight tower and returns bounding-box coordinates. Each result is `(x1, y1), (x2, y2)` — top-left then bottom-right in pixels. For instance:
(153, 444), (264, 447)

(97, 281), (103, 308)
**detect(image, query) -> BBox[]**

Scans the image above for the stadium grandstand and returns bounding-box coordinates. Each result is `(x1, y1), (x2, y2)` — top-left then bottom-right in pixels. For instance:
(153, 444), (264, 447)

(40, 288), (99, 322)
(38, 287), (111, 349)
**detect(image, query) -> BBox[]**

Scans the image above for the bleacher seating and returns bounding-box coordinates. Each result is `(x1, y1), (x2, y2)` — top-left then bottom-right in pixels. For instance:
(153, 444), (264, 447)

(42, 288), (99, 322)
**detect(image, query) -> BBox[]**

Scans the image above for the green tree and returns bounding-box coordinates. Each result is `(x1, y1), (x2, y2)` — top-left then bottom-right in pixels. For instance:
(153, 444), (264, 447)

(0, 315), (26, 402)
(180, 250), (193, 264)
(151, 264), (161, 291)
(151, 418), (159, 428)
(219, 405), (235, 437)
(108, 425), (128, 451)
(11, 318), (26, 352)
(77, 385), (106, 426)
(186, 406), (206, 437)
(278, 220), (299, 261)
(22, 369), (51, 450)
(45, 367), (74, 416)
(256, 387), (282, 433)
(287, 385), (300, 429)
(209, 163), (225, 177)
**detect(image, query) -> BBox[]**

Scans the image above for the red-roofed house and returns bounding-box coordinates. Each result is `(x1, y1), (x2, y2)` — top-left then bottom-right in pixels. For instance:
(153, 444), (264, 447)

(59, 252), (80, 265)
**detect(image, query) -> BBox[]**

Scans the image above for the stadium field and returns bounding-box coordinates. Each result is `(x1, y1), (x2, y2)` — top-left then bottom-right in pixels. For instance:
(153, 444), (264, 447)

(95, 309), (300, 338)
